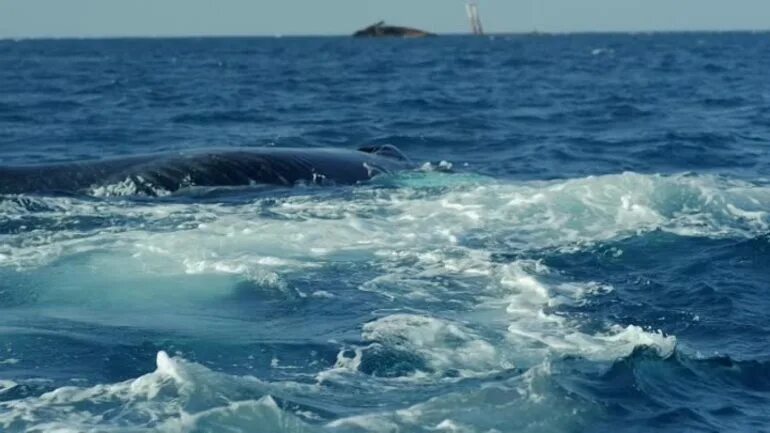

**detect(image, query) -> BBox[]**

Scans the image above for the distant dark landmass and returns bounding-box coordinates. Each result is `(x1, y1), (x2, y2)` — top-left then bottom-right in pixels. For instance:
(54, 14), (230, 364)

(353, 21), (435, 38)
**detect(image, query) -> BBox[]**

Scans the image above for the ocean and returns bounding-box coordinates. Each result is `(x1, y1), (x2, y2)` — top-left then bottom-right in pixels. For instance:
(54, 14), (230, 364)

(0, 33), (769, 432)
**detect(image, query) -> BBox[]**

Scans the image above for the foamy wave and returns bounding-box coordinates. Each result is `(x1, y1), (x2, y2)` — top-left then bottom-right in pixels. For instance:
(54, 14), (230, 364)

(0, 380), (17, 395)
(361, 314), (513, 375)
(0, 353), (588, 433)
(3, 172), (768, 269)
(496, 260), (675, 362)
(0, 351), (314, 433)
(327, 360), (597, 433)
(0, 172), (758, 371)
(319, 258), (674, 384)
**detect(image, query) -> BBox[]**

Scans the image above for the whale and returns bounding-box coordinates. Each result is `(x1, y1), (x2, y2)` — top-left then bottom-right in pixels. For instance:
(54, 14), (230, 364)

(0, 145), (413, 197)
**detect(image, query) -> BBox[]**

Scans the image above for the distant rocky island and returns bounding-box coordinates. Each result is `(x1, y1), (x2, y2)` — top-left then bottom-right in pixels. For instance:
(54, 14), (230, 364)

(353, 21), (435, 38)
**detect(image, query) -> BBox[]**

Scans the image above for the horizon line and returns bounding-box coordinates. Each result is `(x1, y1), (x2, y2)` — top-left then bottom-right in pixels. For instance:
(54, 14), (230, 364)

(1, 27), (770, 41)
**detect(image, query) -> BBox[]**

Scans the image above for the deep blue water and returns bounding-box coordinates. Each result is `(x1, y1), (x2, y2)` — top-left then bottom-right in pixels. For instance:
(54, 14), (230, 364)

(1, 33), (770, 432)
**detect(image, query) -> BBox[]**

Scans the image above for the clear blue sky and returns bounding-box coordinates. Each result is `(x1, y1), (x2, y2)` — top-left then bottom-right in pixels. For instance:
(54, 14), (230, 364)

(1, 0), (768, 38)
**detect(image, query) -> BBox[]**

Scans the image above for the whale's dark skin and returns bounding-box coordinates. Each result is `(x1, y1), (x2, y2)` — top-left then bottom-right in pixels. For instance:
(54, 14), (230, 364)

(0, 145), (412, 196)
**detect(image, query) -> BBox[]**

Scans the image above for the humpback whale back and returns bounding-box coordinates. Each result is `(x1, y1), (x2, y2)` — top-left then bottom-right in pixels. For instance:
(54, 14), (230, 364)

(0, 146), (412, 197)
(357, 144), (411, 163)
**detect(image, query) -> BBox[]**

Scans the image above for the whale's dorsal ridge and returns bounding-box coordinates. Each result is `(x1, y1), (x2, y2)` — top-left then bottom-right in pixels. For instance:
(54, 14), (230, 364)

(0, 146), (416, 197)
(357, 144), (411, 163)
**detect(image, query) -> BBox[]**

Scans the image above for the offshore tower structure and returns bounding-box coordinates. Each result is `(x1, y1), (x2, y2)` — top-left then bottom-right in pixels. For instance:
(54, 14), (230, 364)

(466, 2), (484, 35)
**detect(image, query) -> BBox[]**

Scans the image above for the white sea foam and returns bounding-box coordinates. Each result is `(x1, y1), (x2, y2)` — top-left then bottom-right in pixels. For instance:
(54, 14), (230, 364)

(319, 256), (674, 385)
(0, 351), (315, 433)
(0, 379), (17, 394)
(2, 172), (761, 356)
(89, 176), (173, 197)
(361, 314), (513, 375)
(495, 260), (675, 362)
(88, 176), (143, 197)
(327, 360), (596, 433)
(1, 172), (766, 431)
(0, 173), (770, 412)
(3, 172), (767, 271)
